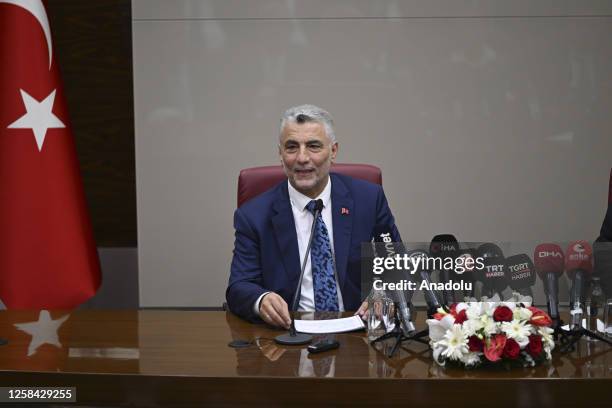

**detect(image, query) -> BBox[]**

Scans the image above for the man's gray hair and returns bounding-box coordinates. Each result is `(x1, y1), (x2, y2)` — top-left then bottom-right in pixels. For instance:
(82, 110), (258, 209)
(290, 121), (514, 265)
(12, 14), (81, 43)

(279, 104), (336, 143)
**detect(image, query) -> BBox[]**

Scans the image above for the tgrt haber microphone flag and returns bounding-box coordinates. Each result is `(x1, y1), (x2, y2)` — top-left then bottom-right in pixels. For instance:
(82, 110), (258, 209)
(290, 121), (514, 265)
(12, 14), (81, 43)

(0, 0), (101, 308)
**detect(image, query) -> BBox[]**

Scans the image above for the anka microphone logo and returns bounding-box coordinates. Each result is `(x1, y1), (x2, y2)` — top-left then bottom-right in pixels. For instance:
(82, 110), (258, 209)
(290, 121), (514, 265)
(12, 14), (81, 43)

(573, 243), (586, 253)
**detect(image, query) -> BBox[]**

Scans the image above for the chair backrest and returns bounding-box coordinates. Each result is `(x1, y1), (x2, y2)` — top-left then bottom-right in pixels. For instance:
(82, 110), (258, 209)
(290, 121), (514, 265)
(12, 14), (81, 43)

(237, 163), (382, 207)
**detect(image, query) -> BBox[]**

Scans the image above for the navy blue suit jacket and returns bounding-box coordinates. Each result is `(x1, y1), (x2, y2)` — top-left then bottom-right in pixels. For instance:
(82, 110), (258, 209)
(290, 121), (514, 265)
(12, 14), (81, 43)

(226, 173), (401, 322)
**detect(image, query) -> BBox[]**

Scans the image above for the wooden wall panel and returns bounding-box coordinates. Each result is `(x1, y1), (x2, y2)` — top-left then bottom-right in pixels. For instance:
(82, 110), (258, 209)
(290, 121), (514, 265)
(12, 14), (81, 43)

(47, 0), (136, 247)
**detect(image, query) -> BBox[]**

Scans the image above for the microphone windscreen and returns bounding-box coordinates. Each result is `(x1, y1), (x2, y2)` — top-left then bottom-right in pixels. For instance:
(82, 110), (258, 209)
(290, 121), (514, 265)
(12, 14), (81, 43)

(430, 234), (459, 259)
(455, 249), (476, 282)
(505, 254), (536, 289)
(594, 242), (612, 276)
(476, 243), (504, 259)
(371, 225), (405, 256)
(475, 243), (504, 284)
(481, 256), (507, 292)
(565, 241), (593, 278)
(533, 244), (565, 278)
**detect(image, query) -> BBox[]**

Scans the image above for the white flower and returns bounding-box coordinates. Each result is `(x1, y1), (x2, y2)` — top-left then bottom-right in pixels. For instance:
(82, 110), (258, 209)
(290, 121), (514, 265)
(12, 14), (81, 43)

(439, 324), (469, 361)
(501, 320), (531, 347)
(513, 307), (533, 322)
(455, 302), (469, 313)
(538, 326), (555, 358)
(480, 314), (499, 335)
(505, 292), (533, 306)
(518, 295), (533, 307)
(460, 352), (482, 367)
(465, 302), (484, 320)
(462, 318), (481, 337)
(432, 344), (446, 366)
(426, 314), (455, 343)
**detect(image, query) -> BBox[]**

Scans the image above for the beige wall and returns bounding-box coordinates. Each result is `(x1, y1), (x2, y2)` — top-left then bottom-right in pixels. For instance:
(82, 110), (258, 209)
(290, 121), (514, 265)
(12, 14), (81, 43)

(132, 0), (612, 307)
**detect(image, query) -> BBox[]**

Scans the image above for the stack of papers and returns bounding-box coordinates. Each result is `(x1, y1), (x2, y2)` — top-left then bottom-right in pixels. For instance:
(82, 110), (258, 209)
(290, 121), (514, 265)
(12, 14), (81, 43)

(294, 315), (366, 334)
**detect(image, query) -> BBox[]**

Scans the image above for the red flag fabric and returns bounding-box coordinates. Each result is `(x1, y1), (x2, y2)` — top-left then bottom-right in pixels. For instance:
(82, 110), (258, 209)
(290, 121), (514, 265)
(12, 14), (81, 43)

(0, 1), (101, 308)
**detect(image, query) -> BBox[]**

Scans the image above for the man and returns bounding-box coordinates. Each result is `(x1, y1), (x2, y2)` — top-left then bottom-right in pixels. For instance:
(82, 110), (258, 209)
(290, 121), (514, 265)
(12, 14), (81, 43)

(226, 104), (401, 328)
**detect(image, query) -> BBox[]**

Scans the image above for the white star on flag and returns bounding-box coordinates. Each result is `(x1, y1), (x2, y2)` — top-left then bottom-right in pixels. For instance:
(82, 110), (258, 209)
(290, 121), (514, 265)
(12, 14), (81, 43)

(14, 310), (69, 356)
(8, 88), (65, 151)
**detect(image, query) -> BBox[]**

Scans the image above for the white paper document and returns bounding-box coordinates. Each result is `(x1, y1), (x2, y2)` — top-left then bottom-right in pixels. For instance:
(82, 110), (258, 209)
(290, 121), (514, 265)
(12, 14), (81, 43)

(294, 315), (366, 334)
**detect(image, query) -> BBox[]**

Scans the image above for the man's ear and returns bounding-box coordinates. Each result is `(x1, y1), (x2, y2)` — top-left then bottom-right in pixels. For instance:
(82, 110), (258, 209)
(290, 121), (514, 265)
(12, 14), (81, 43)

(331, 142), (339, 162)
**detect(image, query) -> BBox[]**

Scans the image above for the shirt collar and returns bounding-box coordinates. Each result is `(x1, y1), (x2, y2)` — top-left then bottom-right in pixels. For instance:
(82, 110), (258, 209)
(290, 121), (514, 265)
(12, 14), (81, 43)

(288, 176), (332, 212)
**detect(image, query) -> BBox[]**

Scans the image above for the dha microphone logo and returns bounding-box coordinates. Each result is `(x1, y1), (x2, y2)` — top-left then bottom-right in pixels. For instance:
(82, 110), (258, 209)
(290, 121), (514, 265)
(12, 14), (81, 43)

(441, 243), (457, 252)
(538, 251), (563, 258)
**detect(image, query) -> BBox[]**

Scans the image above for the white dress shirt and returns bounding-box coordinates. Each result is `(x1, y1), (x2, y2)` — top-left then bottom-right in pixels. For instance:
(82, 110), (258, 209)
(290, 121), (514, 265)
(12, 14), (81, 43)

(254, 176), (345, 314)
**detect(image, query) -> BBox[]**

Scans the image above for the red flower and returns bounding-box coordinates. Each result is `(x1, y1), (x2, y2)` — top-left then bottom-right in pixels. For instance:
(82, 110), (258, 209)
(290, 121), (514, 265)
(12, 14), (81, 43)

(527, 335), (543, 358)
(493, 306), (513, 322)
(502, 338), (521, 360)
(527, 307), (553, 327)
(449, 303), (458, 315)
(484, 334), (507, 362)
(455, 309), (468, 325)
(468, 335), (484, 352)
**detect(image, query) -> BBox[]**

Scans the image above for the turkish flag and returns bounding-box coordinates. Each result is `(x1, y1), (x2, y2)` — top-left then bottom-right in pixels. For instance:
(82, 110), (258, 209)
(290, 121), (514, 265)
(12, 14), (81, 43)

(0, 1), (101, 308)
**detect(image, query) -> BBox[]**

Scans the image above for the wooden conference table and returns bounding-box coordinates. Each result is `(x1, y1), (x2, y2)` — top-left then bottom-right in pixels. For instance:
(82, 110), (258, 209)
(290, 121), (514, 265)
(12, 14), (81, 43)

(0, 309), (610, 407)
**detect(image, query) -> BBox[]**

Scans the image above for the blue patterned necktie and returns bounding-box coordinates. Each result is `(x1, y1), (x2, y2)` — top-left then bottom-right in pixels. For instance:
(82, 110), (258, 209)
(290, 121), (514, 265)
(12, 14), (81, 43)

(306, 200), (339, 311)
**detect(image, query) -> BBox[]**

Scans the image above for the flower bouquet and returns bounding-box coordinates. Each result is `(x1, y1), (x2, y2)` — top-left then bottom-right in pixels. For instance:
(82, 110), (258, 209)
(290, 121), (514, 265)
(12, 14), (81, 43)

(426, 299), (555, 368)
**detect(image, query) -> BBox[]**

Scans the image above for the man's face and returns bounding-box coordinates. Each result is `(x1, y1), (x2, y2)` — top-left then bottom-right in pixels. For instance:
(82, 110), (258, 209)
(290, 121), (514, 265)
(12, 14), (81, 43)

(279, 121), (338, 198)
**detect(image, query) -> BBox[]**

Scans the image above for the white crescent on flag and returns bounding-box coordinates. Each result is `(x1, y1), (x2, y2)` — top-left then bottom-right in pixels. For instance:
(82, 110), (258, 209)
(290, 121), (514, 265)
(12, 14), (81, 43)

(0, 0), (52, 69)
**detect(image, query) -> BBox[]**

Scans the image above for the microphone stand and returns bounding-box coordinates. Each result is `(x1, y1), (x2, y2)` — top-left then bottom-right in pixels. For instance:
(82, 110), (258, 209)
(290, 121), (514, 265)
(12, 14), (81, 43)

(370, 303), (429, 357)
(275, 200), (323, 345)
(370, 303), (442, 357)
(556, 308), (612, 353)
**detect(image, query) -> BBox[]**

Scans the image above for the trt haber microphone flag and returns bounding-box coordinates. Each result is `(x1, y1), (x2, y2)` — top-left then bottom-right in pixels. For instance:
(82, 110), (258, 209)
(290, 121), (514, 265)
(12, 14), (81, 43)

(0, 0), (101, 308)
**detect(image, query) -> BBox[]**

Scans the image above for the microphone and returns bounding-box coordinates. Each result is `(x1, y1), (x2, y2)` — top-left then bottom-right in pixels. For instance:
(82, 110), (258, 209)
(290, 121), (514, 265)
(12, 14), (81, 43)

(407, 248), (442, 316)
(505, 254), (536, 298)
(594, 240), (612, 278)
(456, 248), (476, 299)
(476, 243), (506, 299)
(275, 199), (324, 345)
(430, 234), (459, 305)
(565, 241), (593, 330)
(534, 243), (565, 328)
(371, 225), (416, 335)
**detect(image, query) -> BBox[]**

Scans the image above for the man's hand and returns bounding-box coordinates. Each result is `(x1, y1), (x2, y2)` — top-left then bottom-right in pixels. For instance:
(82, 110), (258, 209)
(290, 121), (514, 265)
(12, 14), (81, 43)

(259, 292), (291, 329)
(355, 300), (369, 321)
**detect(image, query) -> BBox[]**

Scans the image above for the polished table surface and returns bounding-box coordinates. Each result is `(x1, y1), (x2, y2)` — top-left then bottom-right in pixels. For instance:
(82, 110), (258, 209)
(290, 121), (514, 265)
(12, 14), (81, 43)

(0, 309), (611, 407)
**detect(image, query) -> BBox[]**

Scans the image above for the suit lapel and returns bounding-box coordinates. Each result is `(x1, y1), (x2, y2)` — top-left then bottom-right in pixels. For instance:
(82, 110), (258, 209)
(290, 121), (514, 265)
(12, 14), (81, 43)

(331, 174), (353, 293)
(271, 182), (301, 296)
